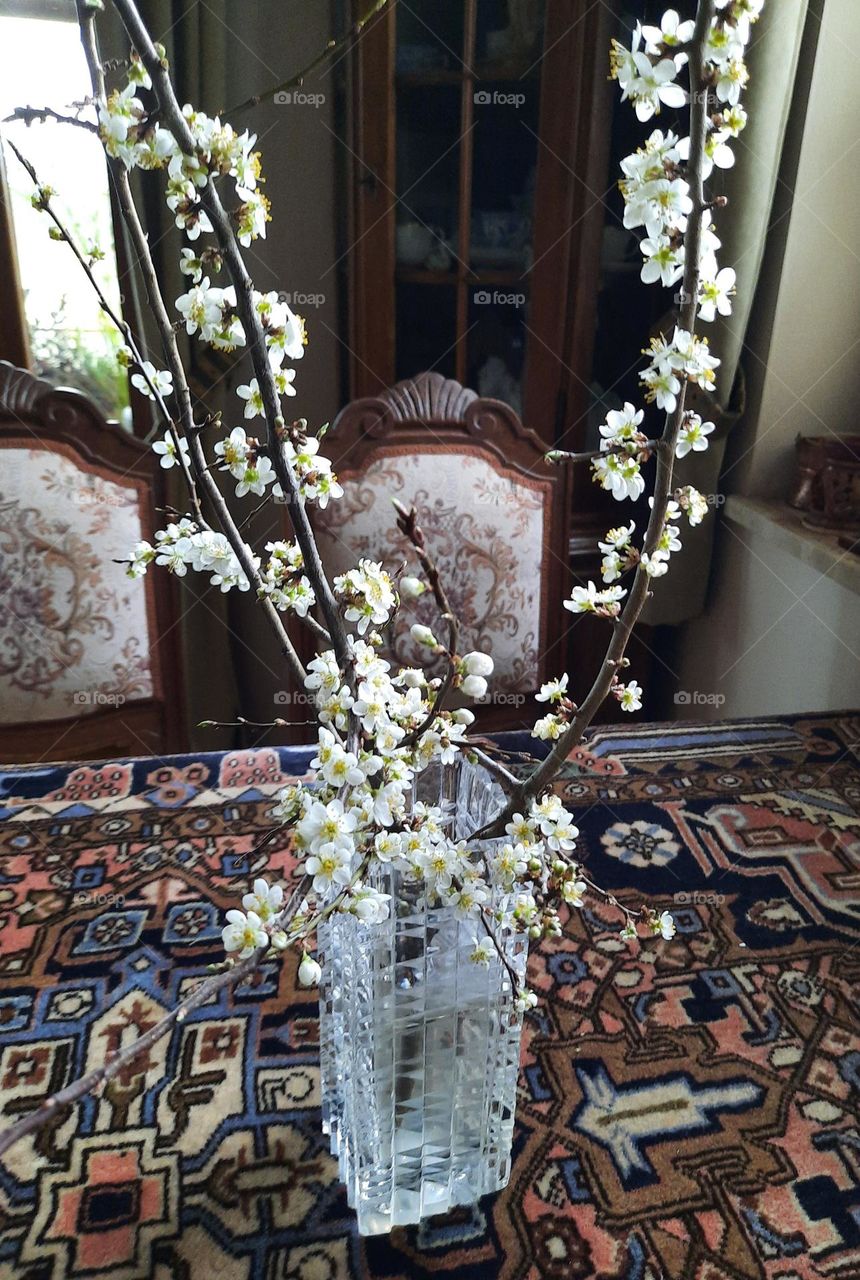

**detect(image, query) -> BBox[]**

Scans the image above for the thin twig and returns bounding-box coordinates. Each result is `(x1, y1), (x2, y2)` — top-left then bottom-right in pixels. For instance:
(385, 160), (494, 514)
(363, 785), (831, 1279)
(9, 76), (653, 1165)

(394, 501), (461, 748)
(3, 104), (98, 132)
(547, 438), (660, 465)
(4, 137), (202, 513)
(224, 0), (392, 115)
(468, 746), (519, 792)
(198, 715), (316, 729)
(478, 910), (523, 997)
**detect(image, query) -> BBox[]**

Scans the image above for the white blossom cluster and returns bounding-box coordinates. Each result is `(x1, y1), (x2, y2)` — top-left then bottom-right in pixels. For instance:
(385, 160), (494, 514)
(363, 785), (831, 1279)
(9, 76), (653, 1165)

(534, 2), (758, 827)
(553, 2), (759, 650)
(128, 519), (251, 591)
(97, 57), (343, 542)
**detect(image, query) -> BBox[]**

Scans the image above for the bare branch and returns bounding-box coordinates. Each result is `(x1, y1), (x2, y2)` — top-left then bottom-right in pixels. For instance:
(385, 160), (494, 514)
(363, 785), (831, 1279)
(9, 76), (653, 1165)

(0, 873), (311, 1159)
(467, 746), (519, 792)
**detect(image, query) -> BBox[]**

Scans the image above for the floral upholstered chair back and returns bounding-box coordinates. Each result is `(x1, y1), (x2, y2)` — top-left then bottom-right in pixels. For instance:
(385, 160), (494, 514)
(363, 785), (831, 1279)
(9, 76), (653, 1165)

(314, 374), (570, 696)
(0, 362), (179, 761)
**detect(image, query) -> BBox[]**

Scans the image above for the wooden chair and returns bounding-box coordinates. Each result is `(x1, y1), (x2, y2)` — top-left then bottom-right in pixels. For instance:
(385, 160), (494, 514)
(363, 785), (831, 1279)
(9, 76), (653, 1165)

(0, 362), (183, 763)
(313, 372), (571, 730)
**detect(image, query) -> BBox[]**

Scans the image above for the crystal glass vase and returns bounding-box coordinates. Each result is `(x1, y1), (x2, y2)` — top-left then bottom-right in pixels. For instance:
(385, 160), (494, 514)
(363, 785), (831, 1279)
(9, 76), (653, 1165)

(317, 758), (527, 1235)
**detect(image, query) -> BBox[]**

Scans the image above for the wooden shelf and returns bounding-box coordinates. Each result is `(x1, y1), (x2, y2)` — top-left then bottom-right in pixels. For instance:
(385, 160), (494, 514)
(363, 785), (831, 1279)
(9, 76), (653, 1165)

(396, 70), (463, 87)
(396, 267), (529, 286)
(396, 62), (541, 88)
(396, 268), (458, 285)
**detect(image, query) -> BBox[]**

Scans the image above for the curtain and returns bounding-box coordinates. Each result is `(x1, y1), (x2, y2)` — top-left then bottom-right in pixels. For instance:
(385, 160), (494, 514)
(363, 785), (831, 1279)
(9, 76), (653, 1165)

(646, 0), (811, 625)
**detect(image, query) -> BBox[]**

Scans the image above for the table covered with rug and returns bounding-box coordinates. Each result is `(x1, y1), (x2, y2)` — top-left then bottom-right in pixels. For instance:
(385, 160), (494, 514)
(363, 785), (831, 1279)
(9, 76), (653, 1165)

(0, 710), (858, 1280)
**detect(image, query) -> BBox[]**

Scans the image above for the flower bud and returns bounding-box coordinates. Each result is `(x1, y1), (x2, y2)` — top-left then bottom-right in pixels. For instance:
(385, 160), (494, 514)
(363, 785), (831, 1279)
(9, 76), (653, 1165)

(410, 623), (437, 647)
(297, 952), (322, 986)
(462, 651), (494, 677)
(461, 674), (488, 699)
(270, 930), (288, 950)
(400, 576), (425, 598)
(451, 707), (475, 725)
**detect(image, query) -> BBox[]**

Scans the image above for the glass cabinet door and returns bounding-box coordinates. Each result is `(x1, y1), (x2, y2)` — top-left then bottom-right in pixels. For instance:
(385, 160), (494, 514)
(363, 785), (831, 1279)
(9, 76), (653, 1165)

(393, 0), (546, 417)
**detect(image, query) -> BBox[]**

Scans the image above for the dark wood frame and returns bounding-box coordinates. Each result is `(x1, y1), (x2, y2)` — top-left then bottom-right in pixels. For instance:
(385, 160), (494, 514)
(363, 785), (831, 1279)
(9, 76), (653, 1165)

(0, 361), (184, 763)
(346, 2), (614, 425)
(314, 371), (572, 730)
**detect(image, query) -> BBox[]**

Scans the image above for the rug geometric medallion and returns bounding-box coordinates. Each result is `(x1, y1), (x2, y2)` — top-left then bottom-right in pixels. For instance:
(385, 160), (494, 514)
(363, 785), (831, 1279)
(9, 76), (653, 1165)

(0, 711), (858, 1279)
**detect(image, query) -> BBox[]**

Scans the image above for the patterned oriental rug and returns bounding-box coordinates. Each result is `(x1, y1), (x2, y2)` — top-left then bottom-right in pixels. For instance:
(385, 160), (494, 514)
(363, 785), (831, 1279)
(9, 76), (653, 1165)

(0, 711), (858, 1280)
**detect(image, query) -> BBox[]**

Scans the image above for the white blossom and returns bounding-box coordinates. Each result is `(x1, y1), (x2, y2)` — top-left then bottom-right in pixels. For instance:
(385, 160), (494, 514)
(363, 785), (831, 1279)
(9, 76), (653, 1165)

(676, 415), (715, 458)
(640, 235), (684, 287)
(151, 431), (189, 471)
(131, 361), (173, 401)
(564, 581), (626, 617)
(698, 267), (736, 322)
(175, 278), (224, 339)
(242, 877), (284, 923)
(461, 674), (488, 700)
(461, 651), (494, 677)
(618, 679), (643, 712)
(640, 9), (695, 63)
(536, 674), (569, 703)
(533, 713), (565, 741)
(222, 909), (268, 958)
(653, 909), (676, 940)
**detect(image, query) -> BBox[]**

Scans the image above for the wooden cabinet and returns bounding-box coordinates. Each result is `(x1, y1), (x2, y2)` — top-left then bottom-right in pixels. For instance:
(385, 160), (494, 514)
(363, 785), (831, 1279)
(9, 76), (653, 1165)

(347, 0), (613, 437)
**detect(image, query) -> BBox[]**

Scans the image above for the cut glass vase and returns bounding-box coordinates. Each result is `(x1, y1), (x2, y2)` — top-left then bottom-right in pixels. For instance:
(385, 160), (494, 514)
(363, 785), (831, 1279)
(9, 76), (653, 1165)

(317, 757), (527, 1235)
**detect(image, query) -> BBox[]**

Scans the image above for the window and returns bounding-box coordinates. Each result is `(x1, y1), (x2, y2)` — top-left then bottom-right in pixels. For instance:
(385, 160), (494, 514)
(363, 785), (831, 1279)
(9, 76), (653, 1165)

(0, 2), (130, 423)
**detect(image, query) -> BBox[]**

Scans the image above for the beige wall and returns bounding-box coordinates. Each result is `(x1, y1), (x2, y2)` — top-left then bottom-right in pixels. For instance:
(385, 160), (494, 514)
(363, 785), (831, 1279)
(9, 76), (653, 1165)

(672, 507), (860, 719)
(671, 0), (860, 721)
(725, 0), (860, 500)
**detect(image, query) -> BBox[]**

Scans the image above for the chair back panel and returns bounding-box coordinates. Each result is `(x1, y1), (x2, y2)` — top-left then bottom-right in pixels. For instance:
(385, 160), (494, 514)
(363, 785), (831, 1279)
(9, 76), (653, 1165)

(315, 373), (570, 694)
(0, 441), (156, 721)
(0, 361), (181, 761)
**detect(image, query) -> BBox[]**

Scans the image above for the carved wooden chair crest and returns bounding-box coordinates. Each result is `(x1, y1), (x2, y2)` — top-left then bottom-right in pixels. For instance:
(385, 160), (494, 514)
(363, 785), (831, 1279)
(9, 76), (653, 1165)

(313, 373), (571, 725)
(0, 361), (182, 762)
